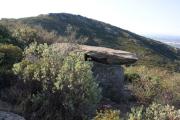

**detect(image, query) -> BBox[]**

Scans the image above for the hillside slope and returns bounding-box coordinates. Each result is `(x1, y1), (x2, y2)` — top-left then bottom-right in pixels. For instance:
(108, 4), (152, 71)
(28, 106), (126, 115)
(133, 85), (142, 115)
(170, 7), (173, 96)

(1, 13), (180, 71)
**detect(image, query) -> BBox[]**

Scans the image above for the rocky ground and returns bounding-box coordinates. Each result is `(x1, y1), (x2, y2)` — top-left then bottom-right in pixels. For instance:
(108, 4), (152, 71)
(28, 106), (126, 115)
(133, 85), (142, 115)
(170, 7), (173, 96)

(0, 100), (25, 120)
(0, 111), (25, 120)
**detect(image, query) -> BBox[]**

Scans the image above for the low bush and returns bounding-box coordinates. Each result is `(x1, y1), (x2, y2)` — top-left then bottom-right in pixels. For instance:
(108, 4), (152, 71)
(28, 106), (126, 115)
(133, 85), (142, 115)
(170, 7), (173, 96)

(0, 24), (10, 39)
(0, 44), (22, 66)
(0, 44), (22, 90)
(94, 109), (121, 120)
(125, 66), (180, 106)
(125, 66), (162, 104)
(12, 24), (61, 44)
(159, 73), (180, 107)
(128, 106), (143, 120)
(12, 43), (101, 120)
(0, 52), (4, 64)
(127, 103), (180, 120)
(124, 72), (140, 83)
(93, 103), (180, 120)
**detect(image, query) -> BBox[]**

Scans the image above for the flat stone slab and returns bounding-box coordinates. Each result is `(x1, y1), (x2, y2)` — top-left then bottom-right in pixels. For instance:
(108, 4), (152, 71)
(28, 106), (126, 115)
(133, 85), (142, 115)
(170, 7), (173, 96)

(0, 111), (25, 120)
(80, 45), (138, 65)
(54, 43), (138, 65)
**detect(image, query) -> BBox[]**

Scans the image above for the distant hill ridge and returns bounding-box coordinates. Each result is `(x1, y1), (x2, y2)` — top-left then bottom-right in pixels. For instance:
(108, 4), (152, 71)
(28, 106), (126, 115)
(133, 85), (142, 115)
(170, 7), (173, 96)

(1, 13), (180, 71)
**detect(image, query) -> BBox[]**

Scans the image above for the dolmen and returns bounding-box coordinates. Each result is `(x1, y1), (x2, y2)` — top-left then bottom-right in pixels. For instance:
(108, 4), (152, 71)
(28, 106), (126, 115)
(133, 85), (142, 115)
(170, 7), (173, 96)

(55, 43), (138, 102)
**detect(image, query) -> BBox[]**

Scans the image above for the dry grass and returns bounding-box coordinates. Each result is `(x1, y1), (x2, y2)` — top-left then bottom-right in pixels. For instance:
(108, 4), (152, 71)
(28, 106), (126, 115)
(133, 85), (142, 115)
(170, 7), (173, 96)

(125, 66), (180, 107)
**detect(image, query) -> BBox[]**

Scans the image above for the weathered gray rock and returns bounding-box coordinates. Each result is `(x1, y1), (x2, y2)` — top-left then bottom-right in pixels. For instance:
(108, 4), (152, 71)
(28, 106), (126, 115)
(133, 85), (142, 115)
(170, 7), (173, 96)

(81, 45), (138, 65)
(0, 111), (25, 120)
(92, 62), (125, 102)
(54, 43), (138, 65)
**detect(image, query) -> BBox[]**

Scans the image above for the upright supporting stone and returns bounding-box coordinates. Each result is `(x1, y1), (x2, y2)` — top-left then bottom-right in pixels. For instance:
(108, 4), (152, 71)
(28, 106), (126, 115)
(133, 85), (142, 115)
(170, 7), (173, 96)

(92, 62), (124, 102)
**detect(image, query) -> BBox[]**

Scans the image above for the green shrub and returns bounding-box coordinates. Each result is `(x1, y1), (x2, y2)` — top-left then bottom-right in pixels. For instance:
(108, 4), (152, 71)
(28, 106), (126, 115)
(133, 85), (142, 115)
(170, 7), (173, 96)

(12, 24), (60, 44)
(125, 66), (180, 106)
(132, 75), (161, 104)
(128, 106), (143, 120)
(94, 109), (121, 120)
(124, 72), (140, 83)
(128, 103), (180, 120)
(145, 103), (180, 120)
(13, 43), (101, 120)
(0, 44), (22, 90)
(0, 24), (23, 47)
(0, 44), (22, 66)
(0, 52), (4, 64)
(159, 73), (180, 107)
(0, 24), (10, 39)
(125, 66), (162, 104)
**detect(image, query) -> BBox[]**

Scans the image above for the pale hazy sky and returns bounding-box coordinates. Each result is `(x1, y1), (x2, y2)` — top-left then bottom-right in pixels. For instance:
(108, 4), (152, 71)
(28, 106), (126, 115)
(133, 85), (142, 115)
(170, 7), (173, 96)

(0, 0), (180, 36)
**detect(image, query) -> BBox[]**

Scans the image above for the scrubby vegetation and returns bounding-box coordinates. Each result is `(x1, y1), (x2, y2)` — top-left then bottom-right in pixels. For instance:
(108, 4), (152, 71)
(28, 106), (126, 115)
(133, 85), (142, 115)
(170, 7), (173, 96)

(0, 44), (22, 91)
(93, 103), (180, 120)
(1, 13), (180, 71)
(0, 44), (22, 66)
(94, 109), (121, 120)
(125, 66), (180, 107)
(128, 103), (180, 120)
(1, 43), (100, 120)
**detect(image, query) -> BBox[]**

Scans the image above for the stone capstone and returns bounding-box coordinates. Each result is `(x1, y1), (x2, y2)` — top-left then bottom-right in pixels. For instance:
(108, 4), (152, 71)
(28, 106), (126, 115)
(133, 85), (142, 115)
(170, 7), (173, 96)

(80, 45), (138, 65)
(54, 43), (138, 65)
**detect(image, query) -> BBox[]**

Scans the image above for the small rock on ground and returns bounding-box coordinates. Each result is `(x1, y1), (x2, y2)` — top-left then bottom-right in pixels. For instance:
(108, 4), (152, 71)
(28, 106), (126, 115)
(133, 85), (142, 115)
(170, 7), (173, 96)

(0, 111), (25, 120)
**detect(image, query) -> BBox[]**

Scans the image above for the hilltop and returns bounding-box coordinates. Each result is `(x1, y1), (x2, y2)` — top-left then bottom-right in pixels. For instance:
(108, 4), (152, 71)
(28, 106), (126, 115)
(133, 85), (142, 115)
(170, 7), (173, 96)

(1, 13), (180, 71)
